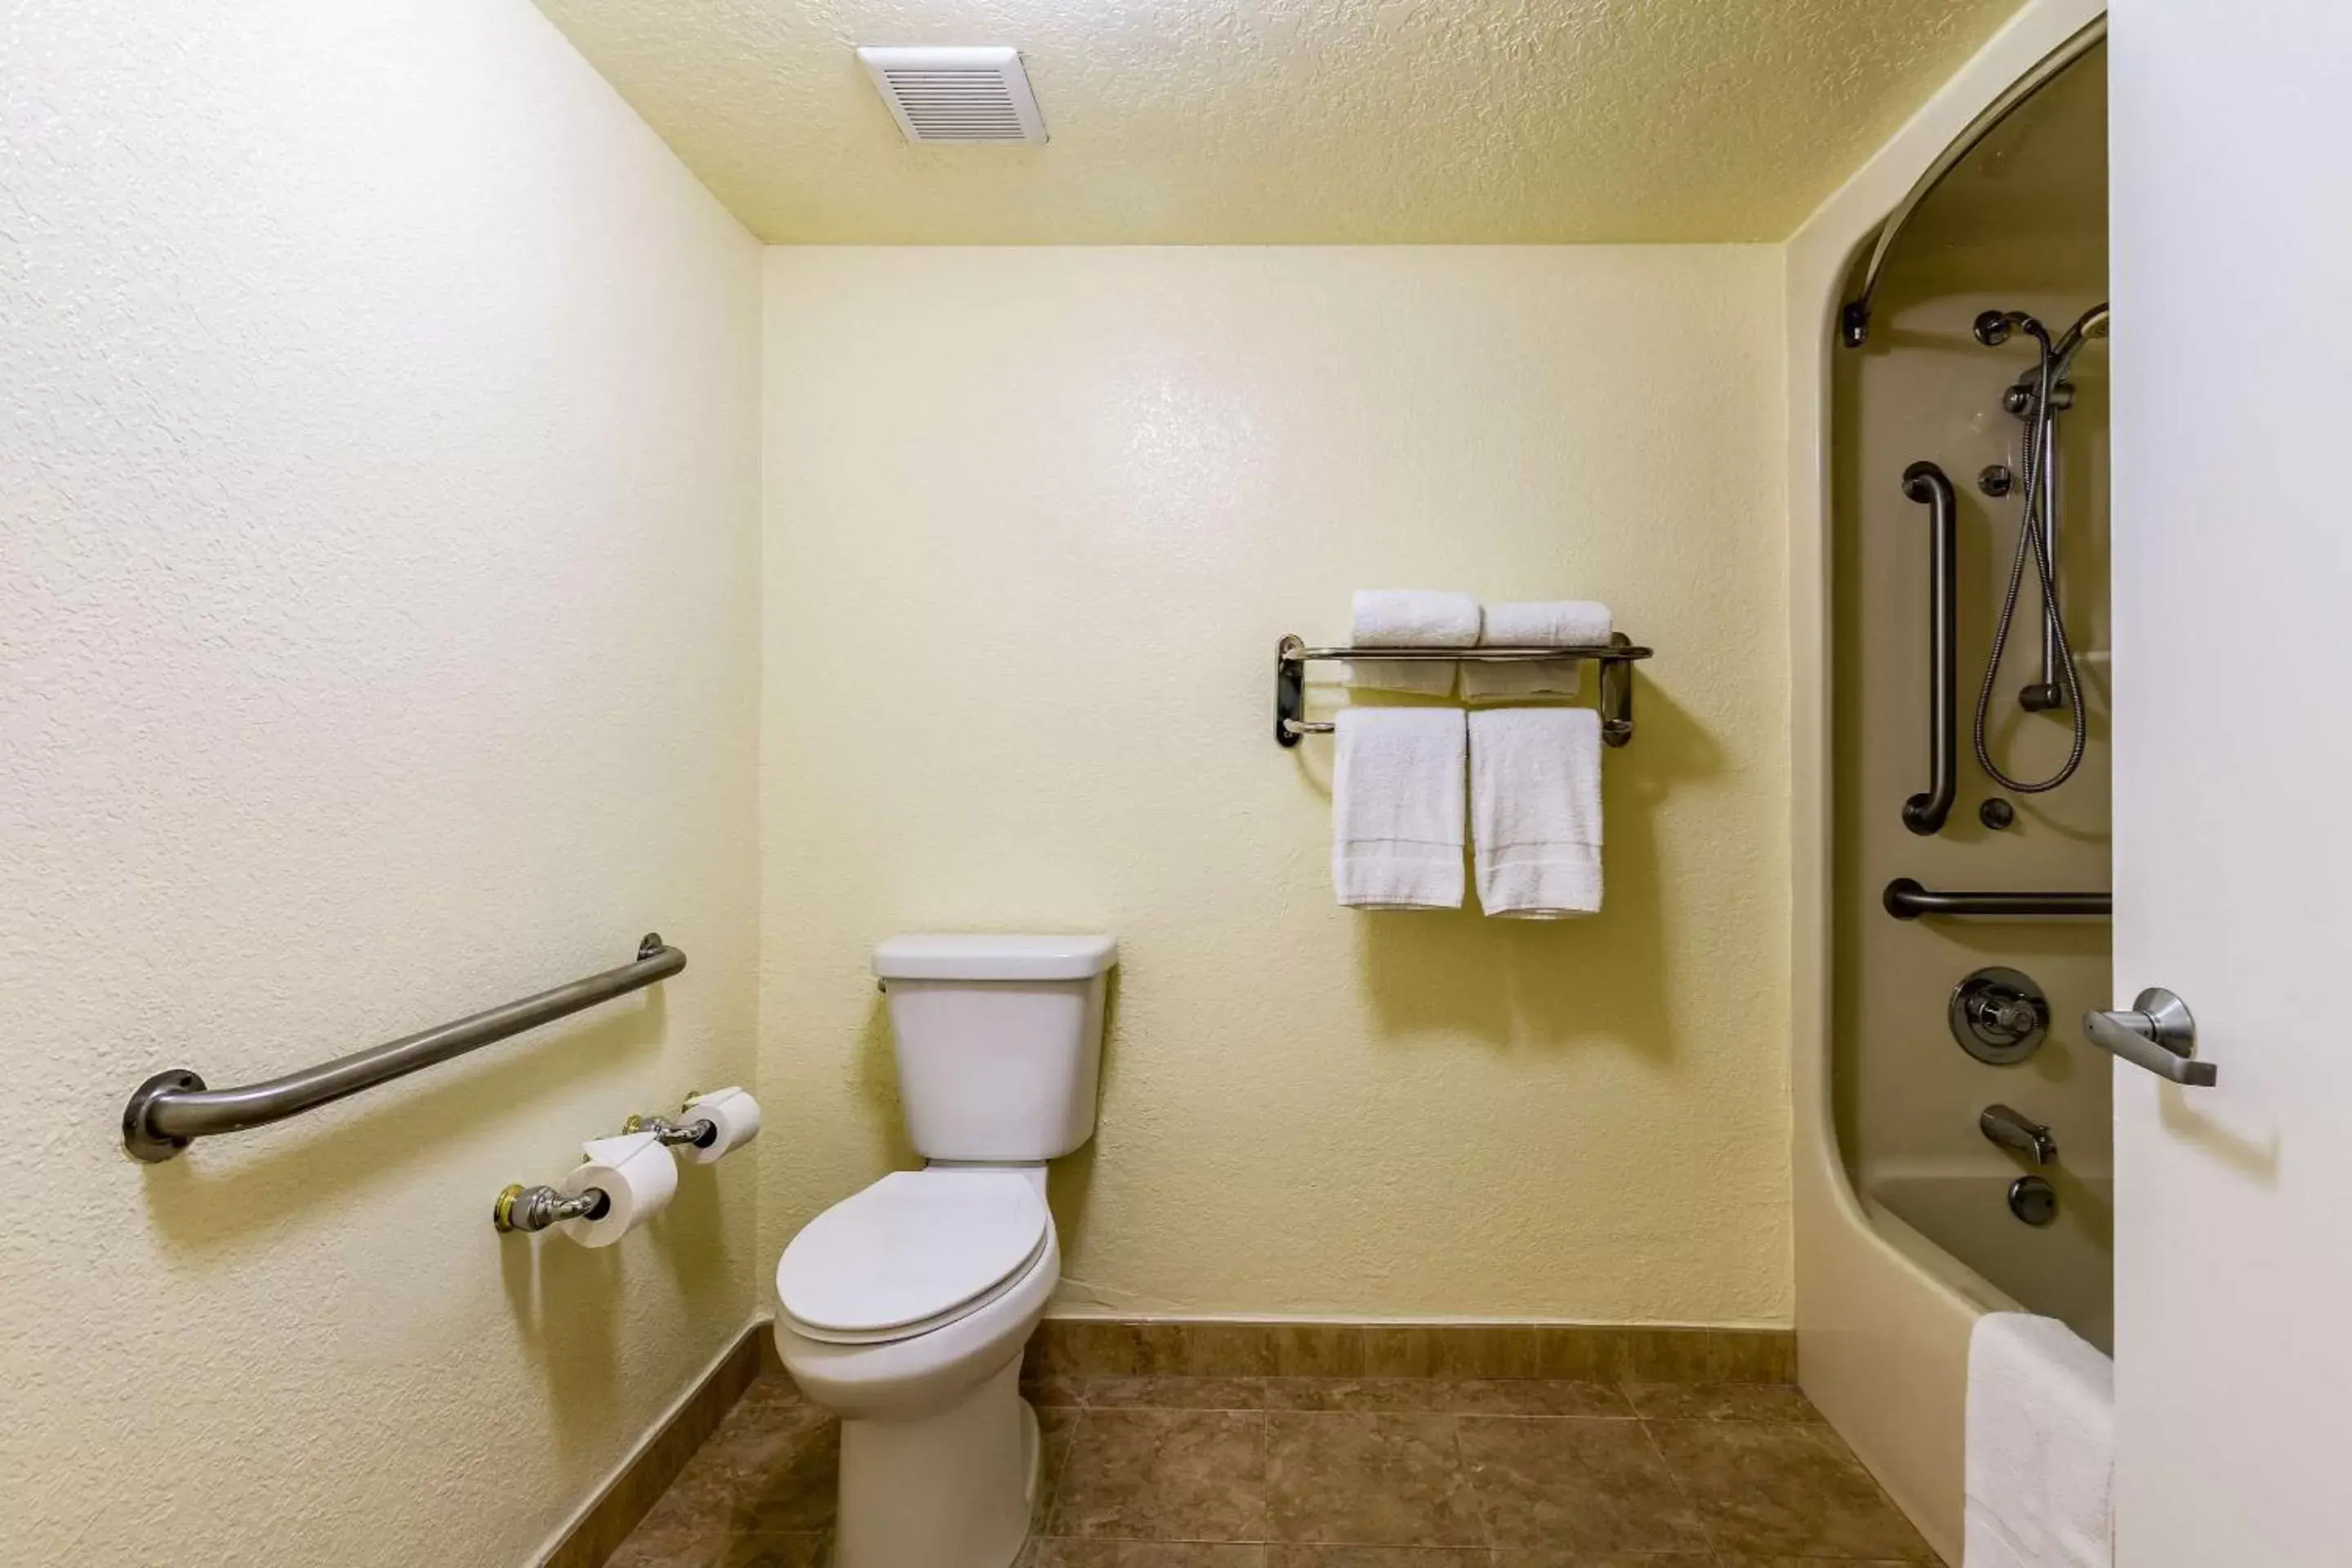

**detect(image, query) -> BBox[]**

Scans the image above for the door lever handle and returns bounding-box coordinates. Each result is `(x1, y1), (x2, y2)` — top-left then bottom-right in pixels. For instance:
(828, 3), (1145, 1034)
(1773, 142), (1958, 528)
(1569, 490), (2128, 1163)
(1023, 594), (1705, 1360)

(2083, 987), (2216, 1086)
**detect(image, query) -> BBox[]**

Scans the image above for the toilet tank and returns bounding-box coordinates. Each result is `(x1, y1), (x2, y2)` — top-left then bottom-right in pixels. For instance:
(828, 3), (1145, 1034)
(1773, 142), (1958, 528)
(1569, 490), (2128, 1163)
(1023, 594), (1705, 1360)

(872, 934), (1117, 1162)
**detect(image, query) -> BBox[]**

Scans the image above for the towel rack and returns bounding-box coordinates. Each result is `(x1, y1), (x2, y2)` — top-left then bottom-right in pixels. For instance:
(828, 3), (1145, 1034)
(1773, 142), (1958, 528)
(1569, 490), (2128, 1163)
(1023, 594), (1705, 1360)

(121, 933), (684, 1162)
(1274, 632), (1653, 747)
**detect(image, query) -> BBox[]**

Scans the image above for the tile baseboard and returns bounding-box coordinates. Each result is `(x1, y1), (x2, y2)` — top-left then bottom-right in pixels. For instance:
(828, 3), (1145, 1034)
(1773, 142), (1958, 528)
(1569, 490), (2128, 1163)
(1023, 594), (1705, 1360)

(1021, 1317), (1796, 1384)
(540, 1321), (765, 1568)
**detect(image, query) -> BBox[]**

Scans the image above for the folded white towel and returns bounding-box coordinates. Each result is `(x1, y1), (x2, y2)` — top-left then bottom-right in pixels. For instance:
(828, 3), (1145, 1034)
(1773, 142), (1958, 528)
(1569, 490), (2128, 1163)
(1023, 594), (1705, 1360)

(1345, 590), (1481, 697)
(1332, 707), (1466, 910)
(1462, 600), (1614, 699)
(1469, 707), (1601, 917)
(1964, 1312), (2114, 1568)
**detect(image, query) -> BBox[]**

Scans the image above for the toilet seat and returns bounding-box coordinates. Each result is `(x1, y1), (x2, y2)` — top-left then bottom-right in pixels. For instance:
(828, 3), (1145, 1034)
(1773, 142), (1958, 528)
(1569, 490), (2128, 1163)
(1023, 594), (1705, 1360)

(777, 1168), (1049, 1345)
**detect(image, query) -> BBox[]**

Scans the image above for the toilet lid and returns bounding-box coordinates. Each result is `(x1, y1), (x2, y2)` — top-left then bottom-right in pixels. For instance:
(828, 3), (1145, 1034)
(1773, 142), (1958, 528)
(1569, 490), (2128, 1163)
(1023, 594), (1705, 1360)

(777, 1169), (1049, 1339)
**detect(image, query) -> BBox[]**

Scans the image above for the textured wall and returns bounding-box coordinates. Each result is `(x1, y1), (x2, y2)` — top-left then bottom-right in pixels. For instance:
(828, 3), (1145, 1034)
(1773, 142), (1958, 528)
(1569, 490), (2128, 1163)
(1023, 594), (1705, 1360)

(0, 2), (762, 1564)
(760, 247), (1791, 1323)
(535, 0), (2029, 244)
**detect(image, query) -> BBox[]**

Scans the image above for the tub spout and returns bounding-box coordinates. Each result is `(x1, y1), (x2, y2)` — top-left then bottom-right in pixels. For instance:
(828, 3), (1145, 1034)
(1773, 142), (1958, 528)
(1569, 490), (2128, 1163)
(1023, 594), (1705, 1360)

(1980, 1103), (2058, 1165)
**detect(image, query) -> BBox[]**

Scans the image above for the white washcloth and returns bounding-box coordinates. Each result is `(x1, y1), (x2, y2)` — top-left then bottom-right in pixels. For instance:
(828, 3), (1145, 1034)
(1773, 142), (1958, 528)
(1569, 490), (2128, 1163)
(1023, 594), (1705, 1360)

(1332, 707), (1466, 910)
(1469, 707), (1602, 917)
(1345, 590), (1481, 696)
(1964, 1312), (2114, 1568)
(1462, 600), (1614, 699)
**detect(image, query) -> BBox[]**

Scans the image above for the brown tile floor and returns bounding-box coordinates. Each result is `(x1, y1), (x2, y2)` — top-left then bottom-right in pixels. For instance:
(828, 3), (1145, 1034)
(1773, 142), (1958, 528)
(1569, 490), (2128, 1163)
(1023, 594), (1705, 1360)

(609, 1372), (1945, 1568)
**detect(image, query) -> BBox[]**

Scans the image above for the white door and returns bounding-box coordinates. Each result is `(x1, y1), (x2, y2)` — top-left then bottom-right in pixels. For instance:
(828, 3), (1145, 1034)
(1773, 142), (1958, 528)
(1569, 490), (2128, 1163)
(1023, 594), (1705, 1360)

(2109, 2), (2352, 1562)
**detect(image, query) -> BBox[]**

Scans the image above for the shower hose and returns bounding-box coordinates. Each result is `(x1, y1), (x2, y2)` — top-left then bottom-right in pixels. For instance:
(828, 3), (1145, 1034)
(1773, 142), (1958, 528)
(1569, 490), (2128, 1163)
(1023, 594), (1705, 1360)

(1973, 344), (2087, 794)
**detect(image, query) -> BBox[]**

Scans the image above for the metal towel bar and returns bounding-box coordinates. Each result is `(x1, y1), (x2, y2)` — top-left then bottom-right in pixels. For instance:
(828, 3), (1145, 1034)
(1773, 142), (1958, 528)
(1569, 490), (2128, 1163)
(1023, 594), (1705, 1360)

(1275, 632), (1653, 747)
(122, 933), (685, 1162)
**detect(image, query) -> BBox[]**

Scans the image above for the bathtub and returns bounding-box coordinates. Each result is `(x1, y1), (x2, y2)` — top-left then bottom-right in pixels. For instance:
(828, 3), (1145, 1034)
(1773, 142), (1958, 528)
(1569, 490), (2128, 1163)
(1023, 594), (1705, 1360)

(1866, 1167), (2113, 1355)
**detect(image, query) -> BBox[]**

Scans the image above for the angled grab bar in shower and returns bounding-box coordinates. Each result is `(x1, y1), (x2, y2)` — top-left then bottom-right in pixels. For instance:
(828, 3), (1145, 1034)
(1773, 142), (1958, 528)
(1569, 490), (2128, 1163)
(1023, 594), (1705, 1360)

(1900, 461), (1958, 835)
(121, 933), (685, 1162)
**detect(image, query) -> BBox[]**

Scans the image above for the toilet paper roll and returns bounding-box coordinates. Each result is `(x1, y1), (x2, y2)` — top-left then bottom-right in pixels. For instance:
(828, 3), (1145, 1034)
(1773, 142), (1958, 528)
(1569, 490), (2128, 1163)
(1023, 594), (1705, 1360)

(681, 1087), (761, 1165)
(559, 1131), (678, 1247)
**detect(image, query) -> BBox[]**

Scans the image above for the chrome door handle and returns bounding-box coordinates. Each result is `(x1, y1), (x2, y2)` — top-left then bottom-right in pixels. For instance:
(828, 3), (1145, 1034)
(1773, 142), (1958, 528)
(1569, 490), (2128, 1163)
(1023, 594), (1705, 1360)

(2083, 988), (2216, 1086)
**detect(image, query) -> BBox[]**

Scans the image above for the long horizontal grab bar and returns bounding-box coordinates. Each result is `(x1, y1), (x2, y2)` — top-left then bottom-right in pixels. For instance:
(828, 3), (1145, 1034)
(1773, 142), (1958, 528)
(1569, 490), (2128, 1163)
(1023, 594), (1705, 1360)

(122, 933), (685, 1162)
(1882, 879), (2110, 920)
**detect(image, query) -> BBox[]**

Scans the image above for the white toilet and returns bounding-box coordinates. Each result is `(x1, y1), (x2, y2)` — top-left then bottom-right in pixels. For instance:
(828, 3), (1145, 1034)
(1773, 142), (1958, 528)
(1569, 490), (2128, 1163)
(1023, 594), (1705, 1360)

(773, 933), (1116, 1568)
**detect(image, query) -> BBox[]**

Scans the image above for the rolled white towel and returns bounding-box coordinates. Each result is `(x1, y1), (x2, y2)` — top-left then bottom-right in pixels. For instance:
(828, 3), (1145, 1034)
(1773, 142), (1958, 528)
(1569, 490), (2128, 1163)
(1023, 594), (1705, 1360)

(1469, 706), (1601, 917)
(1332, 707), (1467, 910)
(1462, 600), (1614, 700)
(1344, 590), (1481, 697)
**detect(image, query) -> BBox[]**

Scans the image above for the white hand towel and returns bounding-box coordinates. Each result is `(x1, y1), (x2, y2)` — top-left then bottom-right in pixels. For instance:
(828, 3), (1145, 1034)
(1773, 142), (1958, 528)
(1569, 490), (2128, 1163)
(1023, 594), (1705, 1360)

(1963, 1312), (2114, 1568)
(1345, 589), (1481, 696)
(1462, 600), (1614, 699)
(1332, 707), (1466, 910)
(1469, 707), (1601, 917)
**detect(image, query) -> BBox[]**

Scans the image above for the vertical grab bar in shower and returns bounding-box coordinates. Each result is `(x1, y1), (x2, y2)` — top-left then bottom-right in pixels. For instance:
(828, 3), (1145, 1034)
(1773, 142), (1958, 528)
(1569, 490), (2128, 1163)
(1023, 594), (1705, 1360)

(1900, 461), (1958, 835)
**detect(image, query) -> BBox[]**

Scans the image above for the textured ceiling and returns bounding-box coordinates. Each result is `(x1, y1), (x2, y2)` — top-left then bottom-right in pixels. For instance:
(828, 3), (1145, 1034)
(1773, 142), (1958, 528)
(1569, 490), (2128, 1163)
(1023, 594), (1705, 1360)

(533, 0), (2033, 243)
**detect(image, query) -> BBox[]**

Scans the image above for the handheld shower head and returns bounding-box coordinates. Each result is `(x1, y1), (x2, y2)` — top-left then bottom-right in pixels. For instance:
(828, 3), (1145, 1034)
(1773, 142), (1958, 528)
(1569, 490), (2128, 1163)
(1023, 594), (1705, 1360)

(1976, 310), (2053, 352)
(2050, 303), (2109, 379)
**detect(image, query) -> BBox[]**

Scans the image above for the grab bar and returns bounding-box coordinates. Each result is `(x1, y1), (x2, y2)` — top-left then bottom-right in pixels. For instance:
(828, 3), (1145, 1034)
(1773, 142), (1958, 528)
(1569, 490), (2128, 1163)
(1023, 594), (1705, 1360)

(1883, 880), (2110, 920)
(1900, 461), (1958, 835)
(122, 933), (685, 1162)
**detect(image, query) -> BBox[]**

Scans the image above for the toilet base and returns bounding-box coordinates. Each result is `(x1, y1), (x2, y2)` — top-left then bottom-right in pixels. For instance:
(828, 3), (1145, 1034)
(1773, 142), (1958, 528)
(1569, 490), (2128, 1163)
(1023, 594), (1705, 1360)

(833, 1356), (1035, 1568)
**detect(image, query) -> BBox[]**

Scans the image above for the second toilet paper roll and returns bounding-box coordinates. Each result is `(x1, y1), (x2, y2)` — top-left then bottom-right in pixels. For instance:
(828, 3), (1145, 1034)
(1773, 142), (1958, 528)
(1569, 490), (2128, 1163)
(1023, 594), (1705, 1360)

(559, 1130), (678, 1247)
(681, 1087), (762, 1165)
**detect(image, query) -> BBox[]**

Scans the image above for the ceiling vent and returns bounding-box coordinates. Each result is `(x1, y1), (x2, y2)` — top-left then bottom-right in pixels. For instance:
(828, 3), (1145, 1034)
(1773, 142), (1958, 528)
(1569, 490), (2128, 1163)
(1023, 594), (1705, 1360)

(858, 47), (1048, 146)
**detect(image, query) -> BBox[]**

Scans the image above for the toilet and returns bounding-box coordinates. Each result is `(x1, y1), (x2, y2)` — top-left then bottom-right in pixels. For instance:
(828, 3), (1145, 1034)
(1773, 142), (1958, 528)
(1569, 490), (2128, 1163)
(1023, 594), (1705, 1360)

(773, 933), (1116, 1568)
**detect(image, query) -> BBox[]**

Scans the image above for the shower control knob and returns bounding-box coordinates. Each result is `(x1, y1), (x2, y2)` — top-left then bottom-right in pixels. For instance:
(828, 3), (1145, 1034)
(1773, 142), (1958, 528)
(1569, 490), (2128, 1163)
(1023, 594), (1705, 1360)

(1949, 967), (2050, 1065)
(1978, 465), (2015, 497)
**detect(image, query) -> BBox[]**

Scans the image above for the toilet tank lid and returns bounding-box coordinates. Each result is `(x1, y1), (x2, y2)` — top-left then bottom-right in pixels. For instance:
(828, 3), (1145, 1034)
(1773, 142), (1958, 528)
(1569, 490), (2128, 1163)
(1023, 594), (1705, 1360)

(872, 933), (1118, 981)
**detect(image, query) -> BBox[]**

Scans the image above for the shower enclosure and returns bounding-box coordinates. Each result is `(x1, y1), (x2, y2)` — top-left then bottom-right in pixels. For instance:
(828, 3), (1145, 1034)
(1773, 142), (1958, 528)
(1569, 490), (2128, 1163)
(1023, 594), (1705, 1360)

(1834, 33), (2113, 1356)
(1786, 7), (2113, 1559)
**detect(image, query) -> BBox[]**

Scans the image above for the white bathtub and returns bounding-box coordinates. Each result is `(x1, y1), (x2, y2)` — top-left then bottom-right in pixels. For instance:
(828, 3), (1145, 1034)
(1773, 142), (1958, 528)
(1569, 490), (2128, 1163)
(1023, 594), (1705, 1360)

(1866, 1166), (2113, 1354)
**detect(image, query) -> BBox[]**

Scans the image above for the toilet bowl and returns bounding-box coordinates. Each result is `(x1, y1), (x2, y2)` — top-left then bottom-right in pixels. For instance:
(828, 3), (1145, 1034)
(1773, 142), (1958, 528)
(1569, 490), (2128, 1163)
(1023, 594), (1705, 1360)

(771, 933), (1116, 1568)
(774, 1166), (1059, 1568)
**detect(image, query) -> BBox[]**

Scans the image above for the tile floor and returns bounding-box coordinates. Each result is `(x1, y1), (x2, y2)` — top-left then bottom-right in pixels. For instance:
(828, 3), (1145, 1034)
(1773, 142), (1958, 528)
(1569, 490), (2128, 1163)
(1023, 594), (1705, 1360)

(610, 1371), (1944, 1568)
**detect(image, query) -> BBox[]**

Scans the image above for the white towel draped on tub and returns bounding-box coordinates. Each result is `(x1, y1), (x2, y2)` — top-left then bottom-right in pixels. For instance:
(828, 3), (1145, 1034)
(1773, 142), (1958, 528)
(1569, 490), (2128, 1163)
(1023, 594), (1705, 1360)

(1461, 599), (1613, 699)
(1468, 706), (1601, 916)
(1332, 707), (1466, 910)
(1965, 1312), (2114, 1568)
(1344, 590), (1481, 696)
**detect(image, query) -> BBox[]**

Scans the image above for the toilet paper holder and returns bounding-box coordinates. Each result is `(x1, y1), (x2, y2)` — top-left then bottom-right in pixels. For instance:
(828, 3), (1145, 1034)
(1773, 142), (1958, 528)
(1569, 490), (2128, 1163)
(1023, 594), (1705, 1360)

(621, 1097), (719, 1152)
(493, 1090), (751, 1234)
(492, 1182), (609, 1234)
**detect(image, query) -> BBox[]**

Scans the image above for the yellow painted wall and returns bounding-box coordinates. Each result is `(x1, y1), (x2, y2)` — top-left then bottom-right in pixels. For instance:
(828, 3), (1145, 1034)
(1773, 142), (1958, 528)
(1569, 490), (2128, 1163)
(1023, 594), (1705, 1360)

(0, 2), (763, 1562)
(760, 247), (1792, 1323)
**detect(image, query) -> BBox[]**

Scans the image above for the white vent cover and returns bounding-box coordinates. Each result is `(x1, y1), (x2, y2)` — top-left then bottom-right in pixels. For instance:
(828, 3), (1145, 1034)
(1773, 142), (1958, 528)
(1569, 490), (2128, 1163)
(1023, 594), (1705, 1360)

(857, 47), (1048, 145)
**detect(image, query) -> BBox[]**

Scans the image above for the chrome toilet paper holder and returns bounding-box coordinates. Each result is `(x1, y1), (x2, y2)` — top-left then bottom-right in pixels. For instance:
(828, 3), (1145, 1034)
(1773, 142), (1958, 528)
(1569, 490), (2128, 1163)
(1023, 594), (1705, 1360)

(621, 1093), (720, 1152)
(492, 1182), (609, 1234)
(492, 1090), (733, 1234)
